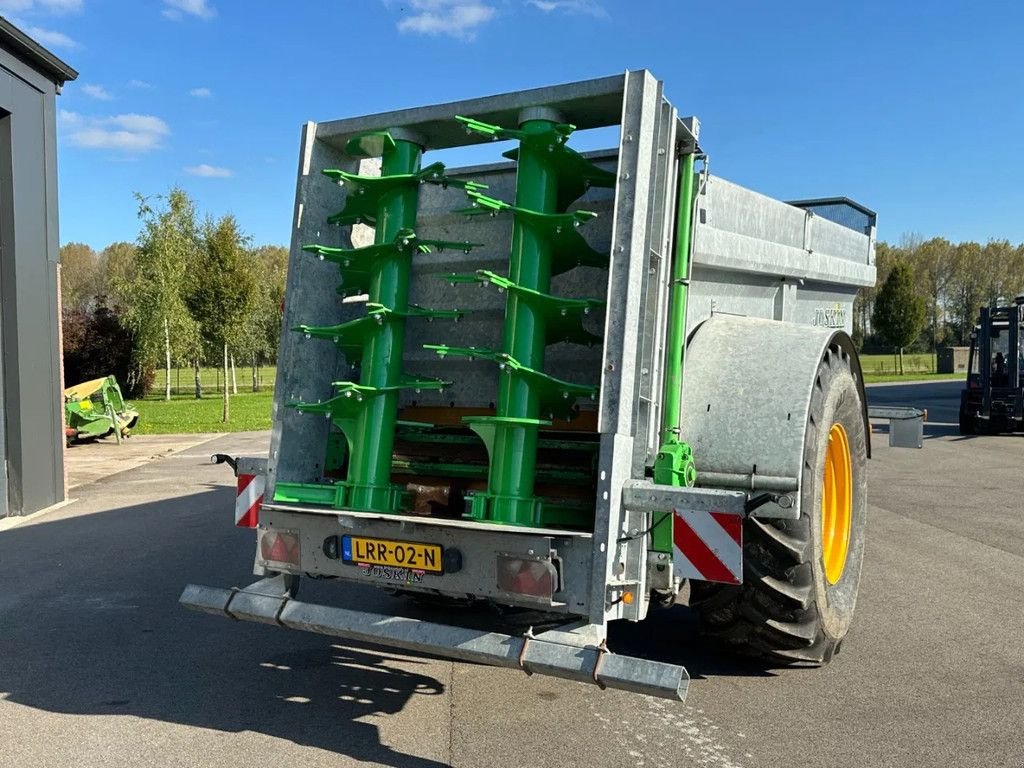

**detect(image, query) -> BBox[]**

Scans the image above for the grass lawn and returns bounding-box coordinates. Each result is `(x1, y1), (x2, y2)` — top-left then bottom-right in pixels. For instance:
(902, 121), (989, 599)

(859, 353), (963, 383)
(150, 366), (277, 395)
(863, 371), (962, 384)
(133, 390), (275, 434)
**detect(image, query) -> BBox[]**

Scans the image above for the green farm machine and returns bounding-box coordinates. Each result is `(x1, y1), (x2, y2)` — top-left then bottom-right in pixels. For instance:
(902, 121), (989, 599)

(183, 72), (878, 700)
(64, 375), (139, 445)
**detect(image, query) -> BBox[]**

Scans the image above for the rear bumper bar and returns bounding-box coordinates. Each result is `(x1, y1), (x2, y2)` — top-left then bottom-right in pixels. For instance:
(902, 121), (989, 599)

(180, 576), (689, 701)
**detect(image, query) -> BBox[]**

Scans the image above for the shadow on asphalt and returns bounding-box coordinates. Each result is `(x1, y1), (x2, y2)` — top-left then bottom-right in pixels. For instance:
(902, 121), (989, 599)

(0, 485), (788, 767)
(0, 489), (450, 768)
(608, 605), (782, 681)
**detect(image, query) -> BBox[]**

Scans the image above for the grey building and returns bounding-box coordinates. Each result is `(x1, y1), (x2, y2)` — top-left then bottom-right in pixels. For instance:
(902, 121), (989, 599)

(0, 18), (77, 519)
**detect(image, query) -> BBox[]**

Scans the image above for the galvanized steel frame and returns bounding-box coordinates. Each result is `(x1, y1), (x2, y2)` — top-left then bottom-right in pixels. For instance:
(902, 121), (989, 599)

(265, 71), (679, 628)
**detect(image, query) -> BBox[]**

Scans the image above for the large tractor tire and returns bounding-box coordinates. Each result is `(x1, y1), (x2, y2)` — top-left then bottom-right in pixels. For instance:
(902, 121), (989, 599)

(691, 343), (868, 664)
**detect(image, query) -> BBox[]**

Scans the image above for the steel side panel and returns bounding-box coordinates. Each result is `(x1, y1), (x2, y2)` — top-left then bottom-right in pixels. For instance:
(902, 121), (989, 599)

(590, 70), (663, 625)
(267, 124), (360, 500)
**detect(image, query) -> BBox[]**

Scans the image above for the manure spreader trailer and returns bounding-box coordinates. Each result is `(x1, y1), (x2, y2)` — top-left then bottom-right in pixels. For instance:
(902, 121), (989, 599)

(182, 71), (878, 702)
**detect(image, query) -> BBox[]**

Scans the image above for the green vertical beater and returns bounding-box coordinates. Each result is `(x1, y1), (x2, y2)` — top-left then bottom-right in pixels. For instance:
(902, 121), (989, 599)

(283, 130), (480, 512)
(347, 137), (419, 511)
(429, 113), (614, 527)
(481, 119), (558, 524)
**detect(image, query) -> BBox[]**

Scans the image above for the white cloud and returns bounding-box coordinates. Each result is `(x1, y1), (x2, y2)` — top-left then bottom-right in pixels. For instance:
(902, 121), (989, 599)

(127, 79), (152, 89)
(185, 163), (233, 178)
(188, 87), (212, 98)
(526, 0), (606, 16)
(397, 0), (496, 39)
(15, 22), (78, 48)
(161, 0), (214, 20)
(0, 0), (82, 14)
(59, 110), (170, 153)
(81, 84), (112, 100)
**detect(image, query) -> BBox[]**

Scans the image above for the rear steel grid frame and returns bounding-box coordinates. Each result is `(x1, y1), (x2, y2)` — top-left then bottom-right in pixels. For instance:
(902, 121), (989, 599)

(267, 71), (674, 628)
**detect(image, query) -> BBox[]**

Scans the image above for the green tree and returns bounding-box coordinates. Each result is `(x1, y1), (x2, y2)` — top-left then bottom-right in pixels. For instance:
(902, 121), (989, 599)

(873, 262), (926, 375)
(855, 241), (904, 343)
(59, 242), (100, 312)
(235, 245), (288, 391)
(947, 241), (985, 345)
(911, 237), (954, 353)
(981, 240), (1019, 307)
(188, 214), (258, 421)
(97, 241), (138, 307)
(114, 189), (201, 401)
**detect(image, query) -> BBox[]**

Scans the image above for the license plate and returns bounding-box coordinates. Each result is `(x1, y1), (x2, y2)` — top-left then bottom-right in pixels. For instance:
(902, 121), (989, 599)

(341, 535), (443, 574)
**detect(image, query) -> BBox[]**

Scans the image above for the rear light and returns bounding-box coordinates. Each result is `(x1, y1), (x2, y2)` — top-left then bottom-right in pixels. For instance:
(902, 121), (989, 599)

(259, 530), (301, 567)
(497, 555), (558, 600)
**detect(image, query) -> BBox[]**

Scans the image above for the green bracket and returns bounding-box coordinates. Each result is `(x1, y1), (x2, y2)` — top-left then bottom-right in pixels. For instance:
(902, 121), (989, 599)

(457, 115), (574, 144)
(462, 414), (552, 456)
(461, 411), (598, 525)
(501, 145), (616, 212)
(293, 312), (378, 366)
(650, 441), (696, 553)
(445, 269), (603, 345)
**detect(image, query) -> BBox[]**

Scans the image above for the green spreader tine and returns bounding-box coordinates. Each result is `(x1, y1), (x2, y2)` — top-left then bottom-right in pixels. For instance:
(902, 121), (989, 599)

(448, 269), (604, 345)
(456, 115), (574, 145)
(324, 163), (486, 227)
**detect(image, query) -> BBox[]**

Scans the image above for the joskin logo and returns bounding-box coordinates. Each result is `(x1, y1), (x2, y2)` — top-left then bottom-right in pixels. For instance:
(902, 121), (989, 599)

(814, 304), (847, 328)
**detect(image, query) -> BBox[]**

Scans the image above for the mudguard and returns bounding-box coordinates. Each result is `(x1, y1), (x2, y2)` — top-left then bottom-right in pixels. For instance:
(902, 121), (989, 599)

(678, 314), (868, 519)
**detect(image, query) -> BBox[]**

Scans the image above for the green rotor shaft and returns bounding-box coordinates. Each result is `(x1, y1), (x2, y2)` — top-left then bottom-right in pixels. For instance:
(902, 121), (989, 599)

(347, 138), (422, 511)
(488, 119), (560, 524)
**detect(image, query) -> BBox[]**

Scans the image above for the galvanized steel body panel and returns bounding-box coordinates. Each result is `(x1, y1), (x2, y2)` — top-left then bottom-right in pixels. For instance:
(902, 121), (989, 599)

(689, 175), (876, 336)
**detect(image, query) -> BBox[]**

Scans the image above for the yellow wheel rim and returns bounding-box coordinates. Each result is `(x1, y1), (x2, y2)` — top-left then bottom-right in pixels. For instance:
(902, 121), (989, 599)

(822, 422), (853, 585)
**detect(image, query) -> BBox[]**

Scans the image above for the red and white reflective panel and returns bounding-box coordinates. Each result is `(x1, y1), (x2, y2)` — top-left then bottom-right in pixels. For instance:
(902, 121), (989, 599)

(235, 473), (265, 528)
(672, 507), (743, 585)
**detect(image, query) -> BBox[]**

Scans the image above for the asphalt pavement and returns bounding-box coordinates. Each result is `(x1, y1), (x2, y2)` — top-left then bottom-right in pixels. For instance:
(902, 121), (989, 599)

(0, 383), (1021, 768)
(867, 379), (964, 426)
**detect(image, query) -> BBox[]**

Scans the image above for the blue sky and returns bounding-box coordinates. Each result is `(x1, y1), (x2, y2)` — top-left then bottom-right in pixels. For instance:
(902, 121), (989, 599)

(4, 0), (1024, 249)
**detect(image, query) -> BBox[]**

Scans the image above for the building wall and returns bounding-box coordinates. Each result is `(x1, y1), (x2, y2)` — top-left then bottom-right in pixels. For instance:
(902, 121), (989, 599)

(0, 46), (65, 518)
